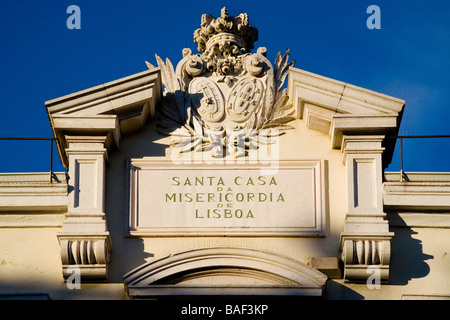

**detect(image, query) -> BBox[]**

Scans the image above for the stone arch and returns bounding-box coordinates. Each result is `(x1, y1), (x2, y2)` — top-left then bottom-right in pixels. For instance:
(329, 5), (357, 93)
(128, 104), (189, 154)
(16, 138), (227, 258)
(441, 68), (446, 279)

(123, 247), (327, 298)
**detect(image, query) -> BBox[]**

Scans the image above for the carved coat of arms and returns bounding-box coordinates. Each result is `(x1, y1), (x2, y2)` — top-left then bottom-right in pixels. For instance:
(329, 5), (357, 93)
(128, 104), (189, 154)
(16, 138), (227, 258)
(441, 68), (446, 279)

(147, 7), (295, 158)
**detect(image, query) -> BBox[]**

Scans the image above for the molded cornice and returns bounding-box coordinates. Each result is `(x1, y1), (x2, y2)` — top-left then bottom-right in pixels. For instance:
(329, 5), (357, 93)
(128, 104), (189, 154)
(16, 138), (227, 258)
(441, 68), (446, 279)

(288, 67), (405, 166)
(46, 69), (162, 167)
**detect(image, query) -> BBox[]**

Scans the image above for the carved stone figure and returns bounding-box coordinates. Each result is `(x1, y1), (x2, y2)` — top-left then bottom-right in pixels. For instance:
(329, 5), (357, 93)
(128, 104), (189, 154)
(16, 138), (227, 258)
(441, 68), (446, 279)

(146, 7), (296, 157)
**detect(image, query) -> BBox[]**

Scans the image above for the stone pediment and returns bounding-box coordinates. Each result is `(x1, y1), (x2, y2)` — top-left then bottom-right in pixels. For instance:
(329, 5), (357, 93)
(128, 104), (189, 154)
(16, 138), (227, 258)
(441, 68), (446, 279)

(123, 247), (328, 298)
(44, 68), (405, 171)
(45, 69), (162, 167)
(288, 68), (405, 150)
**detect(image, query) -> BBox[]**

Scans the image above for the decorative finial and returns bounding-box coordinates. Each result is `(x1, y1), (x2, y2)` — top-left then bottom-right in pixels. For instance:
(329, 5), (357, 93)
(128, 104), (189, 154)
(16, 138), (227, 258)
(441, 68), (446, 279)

(194, 8), (258, 53)
(221, 7), (228, 18)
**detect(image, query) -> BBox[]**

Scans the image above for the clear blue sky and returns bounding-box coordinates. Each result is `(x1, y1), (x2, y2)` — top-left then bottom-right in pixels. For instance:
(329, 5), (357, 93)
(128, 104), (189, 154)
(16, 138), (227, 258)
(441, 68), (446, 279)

(0, 0), (449, 173)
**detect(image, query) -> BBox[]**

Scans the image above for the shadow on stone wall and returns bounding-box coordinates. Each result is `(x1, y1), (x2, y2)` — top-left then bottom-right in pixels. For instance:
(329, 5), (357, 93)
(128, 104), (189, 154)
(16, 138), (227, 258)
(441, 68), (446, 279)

(324, 280), (364, 300)
(388, 213), (434, 285)
(108, 237), (154, 284)
(104, 125), (164, 283)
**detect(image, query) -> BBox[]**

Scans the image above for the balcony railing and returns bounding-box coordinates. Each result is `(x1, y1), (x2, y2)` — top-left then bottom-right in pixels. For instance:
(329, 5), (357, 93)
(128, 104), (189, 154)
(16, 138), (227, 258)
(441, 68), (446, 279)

(386, 135), (450, 182)
(0, 137), (59, 183)
(1, 135), (449, 183)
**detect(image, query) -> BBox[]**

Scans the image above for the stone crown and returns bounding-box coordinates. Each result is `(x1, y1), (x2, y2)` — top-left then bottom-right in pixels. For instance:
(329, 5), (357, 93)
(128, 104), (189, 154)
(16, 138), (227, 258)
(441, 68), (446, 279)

(193, 7), (258, 53)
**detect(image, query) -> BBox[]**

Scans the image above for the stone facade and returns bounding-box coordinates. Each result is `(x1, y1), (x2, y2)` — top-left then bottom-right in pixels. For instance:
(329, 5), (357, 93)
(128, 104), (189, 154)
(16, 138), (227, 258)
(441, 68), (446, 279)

(0, 8), (449, 301)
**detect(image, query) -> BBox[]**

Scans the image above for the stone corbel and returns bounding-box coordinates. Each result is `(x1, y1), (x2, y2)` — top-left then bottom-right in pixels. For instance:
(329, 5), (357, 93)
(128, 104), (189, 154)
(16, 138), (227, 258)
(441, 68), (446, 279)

(339, 135), (394, 283)
(57, 135), (112, 281)
(59, 236), (111, 279)
(340, 235), (391, 282)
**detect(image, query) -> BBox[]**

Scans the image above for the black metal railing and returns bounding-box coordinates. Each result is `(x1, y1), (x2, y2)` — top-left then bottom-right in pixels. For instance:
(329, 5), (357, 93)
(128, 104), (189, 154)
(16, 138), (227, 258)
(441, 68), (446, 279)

(1, 135), (449, 183)
(0, 137), (59, 183)
(386, 135), (450, 181)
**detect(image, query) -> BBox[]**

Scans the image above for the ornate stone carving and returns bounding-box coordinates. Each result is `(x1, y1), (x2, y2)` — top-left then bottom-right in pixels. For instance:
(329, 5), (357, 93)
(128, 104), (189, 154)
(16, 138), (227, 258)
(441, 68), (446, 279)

(193, 7), (258, 54)
(146, 7), (296, 157)
(342, 239), (391, 266)
(59, 236), (111, 279)
(60, 239), (110, 266)
(340, 237), (391, 282)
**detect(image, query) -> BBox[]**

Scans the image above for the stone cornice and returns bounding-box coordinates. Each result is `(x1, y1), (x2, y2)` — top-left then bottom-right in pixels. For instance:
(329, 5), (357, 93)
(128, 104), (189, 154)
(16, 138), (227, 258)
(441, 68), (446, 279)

(288, 67), (405, 117)
(0, 172), (67, 227)
(45, 69), (161, 115)
(46, 69), (162, 168)
(0, 172), (67, 212)
(287, 67), (404, 166)
(331, 114), (398, 149)
(384, 172), (450, 211)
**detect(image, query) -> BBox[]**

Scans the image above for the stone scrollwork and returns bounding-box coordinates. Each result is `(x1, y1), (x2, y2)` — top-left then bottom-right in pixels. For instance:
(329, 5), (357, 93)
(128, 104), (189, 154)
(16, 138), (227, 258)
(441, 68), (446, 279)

(342, 239), (391, 266)
(341, 237), (392, 282)
(60, 239), (110, 266)
(59, 236), (112, 279)
(146, 7), (296, 158)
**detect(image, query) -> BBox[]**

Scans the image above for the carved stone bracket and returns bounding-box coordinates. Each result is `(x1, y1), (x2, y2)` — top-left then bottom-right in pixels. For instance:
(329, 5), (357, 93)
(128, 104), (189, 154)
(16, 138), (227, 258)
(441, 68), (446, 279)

(340, 234), (392, 282)
(59, 235), (111, 279)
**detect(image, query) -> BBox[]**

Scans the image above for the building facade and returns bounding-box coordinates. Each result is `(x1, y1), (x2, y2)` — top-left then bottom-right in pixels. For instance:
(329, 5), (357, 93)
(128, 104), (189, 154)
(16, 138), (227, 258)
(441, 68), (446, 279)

(0, 8), (449, 301)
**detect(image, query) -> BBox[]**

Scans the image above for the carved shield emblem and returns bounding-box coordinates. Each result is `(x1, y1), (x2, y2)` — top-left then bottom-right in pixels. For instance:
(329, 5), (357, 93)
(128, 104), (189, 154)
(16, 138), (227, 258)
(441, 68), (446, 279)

(227, 78), (264, 123)
(188, 78), (225, 123)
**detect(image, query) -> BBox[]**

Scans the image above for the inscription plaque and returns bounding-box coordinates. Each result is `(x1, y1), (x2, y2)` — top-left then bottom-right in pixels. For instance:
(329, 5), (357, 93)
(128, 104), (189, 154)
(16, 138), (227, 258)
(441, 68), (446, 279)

(127, 159), (326, 236)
